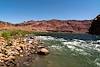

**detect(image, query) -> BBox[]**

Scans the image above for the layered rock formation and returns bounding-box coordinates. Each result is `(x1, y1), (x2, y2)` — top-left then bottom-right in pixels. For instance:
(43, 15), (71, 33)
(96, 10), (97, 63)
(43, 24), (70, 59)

(0, 20), (91, 33)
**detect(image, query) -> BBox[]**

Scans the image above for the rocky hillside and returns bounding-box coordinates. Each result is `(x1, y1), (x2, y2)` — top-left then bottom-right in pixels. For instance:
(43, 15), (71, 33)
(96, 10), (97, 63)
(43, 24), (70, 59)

(0, 20), (91, 33)
(89, 15), (100, 35)
(0, 21), (13, 30)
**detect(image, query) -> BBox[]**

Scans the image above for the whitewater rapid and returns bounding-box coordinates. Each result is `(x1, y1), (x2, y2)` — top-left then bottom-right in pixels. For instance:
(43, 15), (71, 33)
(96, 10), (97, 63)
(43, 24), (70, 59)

(35, 36), (100, 66)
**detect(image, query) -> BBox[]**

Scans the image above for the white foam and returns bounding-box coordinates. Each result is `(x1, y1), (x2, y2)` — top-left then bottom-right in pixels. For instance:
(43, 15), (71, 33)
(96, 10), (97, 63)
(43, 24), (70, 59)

(94, 58), (100, 66)
(63, 39), (100, 52)
(34, 36), (55, 40)
(97, 40), (100, 42)
(96, 62), (100, 66)
(50, 45), (63, 49)
(67, 45), (76, 50)
(34, 36), (100, 56)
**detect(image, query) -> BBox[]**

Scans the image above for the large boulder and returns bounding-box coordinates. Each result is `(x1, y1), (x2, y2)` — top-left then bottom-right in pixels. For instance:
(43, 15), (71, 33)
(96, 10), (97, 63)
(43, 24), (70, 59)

(89, 15), (100, 35)
(36, 46), (49, 55)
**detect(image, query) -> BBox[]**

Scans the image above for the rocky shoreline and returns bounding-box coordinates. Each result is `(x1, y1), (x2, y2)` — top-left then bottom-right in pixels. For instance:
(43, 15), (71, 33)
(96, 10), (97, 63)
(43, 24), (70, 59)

(0, 36), (49, 67)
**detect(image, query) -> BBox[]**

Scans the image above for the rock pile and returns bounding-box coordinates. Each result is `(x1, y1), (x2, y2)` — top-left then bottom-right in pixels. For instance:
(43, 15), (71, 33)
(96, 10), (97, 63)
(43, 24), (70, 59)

(0, 36), (49, 67)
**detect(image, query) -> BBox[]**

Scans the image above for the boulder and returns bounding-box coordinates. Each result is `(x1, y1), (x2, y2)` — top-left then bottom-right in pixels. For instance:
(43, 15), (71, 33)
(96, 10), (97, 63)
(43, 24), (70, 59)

(37, 48), (49, 55)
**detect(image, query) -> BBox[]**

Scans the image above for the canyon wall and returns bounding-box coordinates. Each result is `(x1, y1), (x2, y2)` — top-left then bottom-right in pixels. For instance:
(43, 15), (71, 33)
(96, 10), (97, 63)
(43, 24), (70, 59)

(0, 20), (91, 33)
(14, 20), (91, 33)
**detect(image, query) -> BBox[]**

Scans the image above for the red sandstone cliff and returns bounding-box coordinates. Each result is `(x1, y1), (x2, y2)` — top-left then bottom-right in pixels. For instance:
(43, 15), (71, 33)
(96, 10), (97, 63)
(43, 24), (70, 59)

(0, 20), (91, 33)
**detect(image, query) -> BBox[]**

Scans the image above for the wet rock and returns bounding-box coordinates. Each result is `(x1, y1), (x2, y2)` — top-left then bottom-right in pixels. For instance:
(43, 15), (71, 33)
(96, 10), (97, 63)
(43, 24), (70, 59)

(37, 48), (49, 55)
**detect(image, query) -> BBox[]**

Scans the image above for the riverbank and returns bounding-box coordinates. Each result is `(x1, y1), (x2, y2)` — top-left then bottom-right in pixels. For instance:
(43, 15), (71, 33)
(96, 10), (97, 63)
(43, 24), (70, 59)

(0, 30), (99, 67)
(0, 33), (49, 67)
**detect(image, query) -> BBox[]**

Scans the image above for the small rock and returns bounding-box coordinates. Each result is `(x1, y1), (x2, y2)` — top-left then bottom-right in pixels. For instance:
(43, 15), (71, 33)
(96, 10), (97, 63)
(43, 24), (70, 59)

(8, 56), (15, 60)
(20, 50), (23, 53)
(20, 55), (23, 57)
(0, 54), (5, 57)
(16, 47), (21, 51)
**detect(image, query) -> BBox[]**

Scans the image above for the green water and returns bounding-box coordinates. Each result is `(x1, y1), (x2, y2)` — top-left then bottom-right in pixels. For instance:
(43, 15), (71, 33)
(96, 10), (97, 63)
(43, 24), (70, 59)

(30, 34), (100, 67)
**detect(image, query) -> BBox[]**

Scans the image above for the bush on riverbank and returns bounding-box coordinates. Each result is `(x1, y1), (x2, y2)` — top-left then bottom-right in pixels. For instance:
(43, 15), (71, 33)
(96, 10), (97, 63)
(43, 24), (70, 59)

(1, 30), (30, 40)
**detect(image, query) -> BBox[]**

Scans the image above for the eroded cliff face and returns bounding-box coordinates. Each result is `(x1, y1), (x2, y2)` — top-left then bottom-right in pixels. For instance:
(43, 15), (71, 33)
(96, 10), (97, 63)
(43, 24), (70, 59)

(0, 21), (13, 30)
(20, 20), (91, 33)
(0, 20), (91, 33)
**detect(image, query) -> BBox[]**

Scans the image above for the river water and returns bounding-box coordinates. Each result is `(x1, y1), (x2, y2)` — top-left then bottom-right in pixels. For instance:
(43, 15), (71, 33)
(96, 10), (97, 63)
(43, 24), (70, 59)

(30, 34), (100, 67)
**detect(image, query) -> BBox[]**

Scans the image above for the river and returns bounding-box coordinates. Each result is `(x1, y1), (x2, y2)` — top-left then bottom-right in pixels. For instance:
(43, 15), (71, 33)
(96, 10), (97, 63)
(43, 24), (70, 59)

(30, 34), (100, 67)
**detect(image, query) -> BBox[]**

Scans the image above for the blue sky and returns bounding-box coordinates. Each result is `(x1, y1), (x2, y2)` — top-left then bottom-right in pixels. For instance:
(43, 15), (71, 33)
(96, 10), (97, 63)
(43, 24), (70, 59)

(0, 0), (100, 23)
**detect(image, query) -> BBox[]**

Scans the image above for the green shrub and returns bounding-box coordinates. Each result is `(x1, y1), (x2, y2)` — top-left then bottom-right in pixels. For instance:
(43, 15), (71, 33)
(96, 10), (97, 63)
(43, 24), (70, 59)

(10, 30), (29, 37)
(1, 30), (30, 40)
(1, 31), (12, 40)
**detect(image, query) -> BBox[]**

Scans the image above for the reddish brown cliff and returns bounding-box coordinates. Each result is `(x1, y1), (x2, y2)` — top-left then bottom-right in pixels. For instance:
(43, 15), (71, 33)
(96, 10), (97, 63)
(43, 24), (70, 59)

(14, 20), (91, 33)
(0, 20), (91, 33)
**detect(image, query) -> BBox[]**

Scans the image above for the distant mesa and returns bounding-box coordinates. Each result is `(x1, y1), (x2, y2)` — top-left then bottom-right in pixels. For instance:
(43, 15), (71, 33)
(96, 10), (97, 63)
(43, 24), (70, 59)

(0, 19), (91, 33)
(0, 15), (100, 35)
